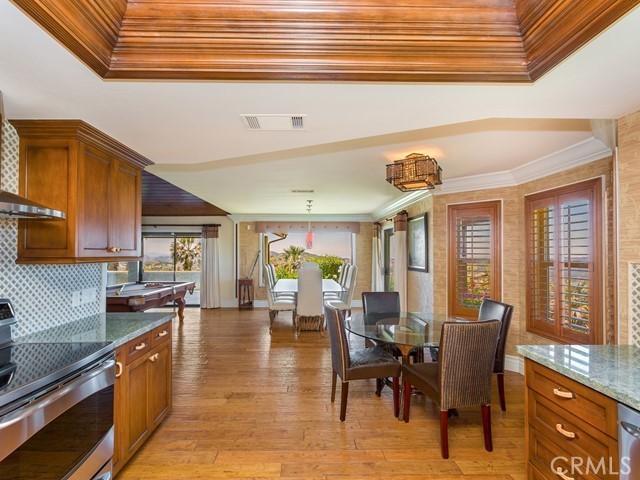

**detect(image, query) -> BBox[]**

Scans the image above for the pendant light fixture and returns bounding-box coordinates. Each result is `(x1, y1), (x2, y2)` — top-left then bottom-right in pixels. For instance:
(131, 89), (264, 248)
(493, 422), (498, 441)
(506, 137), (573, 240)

(305, 199), (314, 249)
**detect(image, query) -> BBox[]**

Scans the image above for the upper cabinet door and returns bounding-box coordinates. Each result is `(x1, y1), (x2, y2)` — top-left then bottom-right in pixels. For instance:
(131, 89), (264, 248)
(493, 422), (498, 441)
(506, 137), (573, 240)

(12, 120), (152, 264)
(77, 145), (111, 256)
(110, 159), (141, 256)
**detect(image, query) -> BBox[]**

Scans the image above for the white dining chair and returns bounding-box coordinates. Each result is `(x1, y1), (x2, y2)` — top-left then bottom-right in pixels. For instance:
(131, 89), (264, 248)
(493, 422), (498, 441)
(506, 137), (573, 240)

(324, 263), (351, 300)
(264, 265), (296, 333)
(324, 265), (357, 315)
(296, 266), (324, 335)
(265, 264), (295, 300)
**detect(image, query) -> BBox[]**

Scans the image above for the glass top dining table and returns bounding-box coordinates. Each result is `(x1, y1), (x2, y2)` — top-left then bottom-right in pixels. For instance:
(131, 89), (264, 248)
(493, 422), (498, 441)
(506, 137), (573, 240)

(345, 312), (469, 359)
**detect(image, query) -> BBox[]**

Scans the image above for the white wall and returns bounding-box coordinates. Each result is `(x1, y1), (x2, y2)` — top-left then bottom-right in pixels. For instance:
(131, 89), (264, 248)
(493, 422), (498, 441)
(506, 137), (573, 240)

(141, 216), (236, 308)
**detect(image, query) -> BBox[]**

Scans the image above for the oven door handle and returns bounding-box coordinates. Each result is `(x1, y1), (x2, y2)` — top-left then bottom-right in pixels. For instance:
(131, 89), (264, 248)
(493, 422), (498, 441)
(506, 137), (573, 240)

(0, 357), (115, 462)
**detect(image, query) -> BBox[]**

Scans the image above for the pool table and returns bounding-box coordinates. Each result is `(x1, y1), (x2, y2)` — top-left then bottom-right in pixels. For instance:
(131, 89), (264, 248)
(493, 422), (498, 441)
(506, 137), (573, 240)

(106, 281), (196, 323)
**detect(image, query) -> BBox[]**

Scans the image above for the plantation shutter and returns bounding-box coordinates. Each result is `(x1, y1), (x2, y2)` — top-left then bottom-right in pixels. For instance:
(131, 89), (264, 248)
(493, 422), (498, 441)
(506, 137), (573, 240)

(526, 179), (602, 344)
(448, 202), (501, 318)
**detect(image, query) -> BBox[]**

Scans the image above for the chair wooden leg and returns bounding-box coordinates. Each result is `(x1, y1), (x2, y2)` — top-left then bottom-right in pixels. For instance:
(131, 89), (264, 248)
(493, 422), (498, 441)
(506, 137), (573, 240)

(497, 373), (506, 412)
(269, 310), (275, 333)
(440, 410), (449, 459)
(402, 379), (412, 422)
(340, 382), (349, 422)
(331, 370), (337, 403)
(481, 404), (493, 452)
(375, 378), (383, 396)
(392, 377), (400, 418)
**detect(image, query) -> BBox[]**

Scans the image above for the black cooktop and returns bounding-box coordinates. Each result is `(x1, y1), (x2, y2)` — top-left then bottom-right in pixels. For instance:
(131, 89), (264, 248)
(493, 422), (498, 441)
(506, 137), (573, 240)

(0, 341), (113, 411)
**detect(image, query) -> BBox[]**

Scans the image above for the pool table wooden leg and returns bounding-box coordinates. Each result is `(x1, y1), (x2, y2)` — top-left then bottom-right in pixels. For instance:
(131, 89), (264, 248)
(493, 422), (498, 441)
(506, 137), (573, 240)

(176, 297), (186, 323)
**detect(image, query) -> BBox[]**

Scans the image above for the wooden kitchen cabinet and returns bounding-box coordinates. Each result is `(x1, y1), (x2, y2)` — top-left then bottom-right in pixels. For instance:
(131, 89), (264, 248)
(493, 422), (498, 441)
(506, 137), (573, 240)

(113, 322), (172, 476)
(525, 360), (619, 479)
(9, 120), (152, 264)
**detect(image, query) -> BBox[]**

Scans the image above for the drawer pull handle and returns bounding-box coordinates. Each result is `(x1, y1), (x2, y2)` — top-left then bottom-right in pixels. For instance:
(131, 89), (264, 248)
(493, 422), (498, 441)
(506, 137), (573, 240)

(554, 468), (574, 480)
(149, 353), (160, 363)
(134, 342), (146, 351)
(158, 330), (168, 338)
(553, 388), (574, 399)
(115, 361), (123, 378)
(555, 423), (576, 439)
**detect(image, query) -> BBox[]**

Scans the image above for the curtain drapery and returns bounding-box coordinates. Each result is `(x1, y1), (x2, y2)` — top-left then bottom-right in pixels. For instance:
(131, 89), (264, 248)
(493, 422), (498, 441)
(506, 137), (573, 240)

(371, 223), (384, 292)
(392, 211), (408, 311)
(201, 225), (221, 309)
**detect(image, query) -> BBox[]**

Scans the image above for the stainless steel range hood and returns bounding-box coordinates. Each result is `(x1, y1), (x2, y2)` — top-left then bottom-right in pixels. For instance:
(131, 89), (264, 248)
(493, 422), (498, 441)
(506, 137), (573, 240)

(0, 92), (65, 220)
(0, 190), (66, 219)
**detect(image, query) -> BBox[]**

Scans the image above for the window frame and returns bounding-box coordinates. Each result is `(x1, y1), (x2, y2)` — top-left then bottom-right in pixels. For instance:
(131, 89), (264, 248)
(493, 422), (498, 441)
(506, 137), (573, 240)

(525, 178), (603, 345)
(447, 200), (502, 318)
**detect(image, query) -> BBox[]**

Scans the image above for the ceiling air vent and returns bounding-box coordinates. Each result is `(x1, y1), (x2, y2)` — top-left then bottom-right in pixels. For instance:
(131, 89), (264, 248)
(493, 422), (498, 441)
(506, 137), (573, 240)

(241, 114), (306, 131)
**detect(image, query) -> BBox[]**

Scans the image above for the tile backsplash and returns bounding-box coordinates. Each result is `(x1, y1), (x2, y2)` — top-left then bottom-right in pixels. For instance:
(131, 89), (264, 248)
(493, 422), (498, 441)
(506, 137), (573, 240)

(0, 120), (105, 338)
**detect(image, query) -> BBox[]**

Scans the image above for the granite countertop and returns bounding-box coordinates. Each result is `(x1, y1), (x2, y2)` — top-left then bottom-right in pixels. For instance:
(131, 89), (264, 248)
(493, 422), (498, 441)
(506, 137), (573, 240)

(17, 312), (175, 349)
(517, 344), (640, 411)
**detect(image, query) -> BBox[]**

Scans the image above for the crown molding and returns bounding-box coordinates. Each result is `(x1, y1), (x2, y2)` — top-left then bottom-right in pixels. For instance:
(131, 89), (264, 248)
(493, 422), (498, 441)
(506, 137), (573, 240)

(228, 213), (373, 223)
(375, 136), (612, 214)
(372, 190), (432, 221)
(509, 137), (612, 184)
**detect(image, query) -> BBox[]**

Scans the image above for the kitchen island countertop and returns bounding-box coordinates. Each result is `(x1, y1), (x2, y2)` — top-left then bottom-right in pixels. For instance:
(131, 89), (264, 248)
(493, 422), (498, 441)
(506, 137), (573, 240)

(517, 344), (640, 411)
(17, 311), (174, 349)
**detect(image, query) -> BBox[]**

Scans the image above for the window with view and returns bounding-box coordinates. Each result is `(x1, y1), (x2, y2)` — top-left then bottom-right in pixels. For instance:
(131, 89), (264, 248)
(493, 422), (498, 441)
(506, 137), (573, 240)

(107, 233), (202, 306)
(448, 201), (501, 318)
(526, 179), (602, 344)
(267, 231), (353, 280)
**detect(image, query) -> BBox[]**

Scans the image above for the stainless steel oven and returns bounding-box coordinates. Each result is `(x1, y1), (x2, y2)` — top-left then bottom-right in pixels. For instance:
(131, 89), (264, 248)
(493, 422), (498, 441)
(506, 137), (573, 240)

(619, 403), (640, 480)
(0, 353), (115, 480)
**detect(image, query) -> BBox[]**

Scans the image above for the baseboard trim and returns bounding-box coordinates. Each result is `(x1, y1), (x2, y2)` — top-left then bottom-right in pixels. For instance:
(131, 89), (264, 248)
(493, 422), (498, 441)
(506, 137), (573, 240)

(505, 354), (524, 375)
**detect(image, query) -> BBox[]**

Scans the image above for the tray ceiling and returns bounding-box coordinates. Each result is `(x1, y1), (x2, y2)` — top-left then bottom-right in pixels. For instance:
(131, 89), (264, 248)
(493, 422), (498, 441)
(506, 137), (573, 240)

(11, 0), (640, 82)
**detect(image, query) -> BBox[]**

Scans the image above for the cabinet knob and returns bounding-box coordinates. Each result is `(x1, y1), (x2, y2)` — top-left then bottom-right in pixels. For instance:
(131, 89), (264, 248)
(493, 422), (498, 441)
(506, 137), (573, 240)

(552, 388), (575, 399)
(115, 361), (123, 378)
(554, 468), (574, 480)
(158, 330), (168, 338)
(134, 342), (146, 351)
(107, 246), (116, 253)
(148, 353), (160, 363)
(555, 423), (576, 439)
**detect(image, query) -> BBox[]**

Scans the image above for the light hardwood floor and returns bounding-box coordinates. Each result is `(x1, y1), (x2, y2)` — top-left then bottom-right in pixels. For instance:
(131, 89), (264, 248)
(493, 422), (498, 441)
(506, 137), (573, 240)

(118, 308), (526, 480)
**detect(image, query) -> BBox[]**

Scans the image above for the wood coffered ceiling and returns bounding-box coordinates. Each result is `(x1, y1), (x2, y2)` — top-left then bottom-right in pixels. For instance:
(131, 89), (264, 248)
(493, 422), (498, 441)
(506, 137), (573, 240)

(142, 172), (228, 216)
(12, 0), (640, 82)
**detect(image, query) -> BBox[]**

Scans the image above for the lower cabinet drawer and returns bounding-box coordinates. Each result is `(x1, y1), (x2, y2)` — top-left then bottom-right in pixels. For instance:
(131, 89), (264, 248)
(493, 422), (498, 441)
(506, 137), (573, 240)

(528, 425), (618, 480)
(528, 390), (618, 469)
(151, 322), (171, 347)
(123, 333), (152, 364)
(526, 361), (617, 438)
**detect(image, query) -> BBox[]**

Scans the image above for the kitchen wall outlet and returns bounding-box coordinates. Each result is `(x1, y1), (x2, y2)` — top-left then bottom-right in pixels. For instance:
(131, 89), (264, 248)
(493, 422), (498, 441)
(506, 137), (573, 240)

(82, 287), (97, 305)
(72, 290), (81, 308)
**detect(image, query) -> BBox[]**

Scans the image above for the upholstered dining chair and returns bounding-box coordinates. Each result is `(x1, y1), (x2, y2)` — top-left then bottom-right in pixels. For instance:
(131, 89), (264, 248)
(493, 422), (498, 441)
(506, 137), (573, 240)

(264, 265), (296, 333)
(402, 320), (501, 459)
(361, 291), (401, 315)
(478, 299), (514, 412)
(265, 264), (295, 301)
(324, 263), (351, 300)
(324, 303), (401, 421)
(296, 267), (324, 334)
(323, 265), (357, 315)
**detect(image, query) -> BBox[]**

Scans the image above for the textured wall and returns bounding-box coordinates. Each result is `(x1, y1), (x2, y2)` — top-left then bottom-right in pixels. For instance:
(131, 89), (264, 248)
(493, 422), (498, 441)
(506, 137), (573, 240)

(430, 157), (614, 354)
(618, 110), (640, 346)
(405, 195), (434, 313)
(0, 121), (105, 338)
